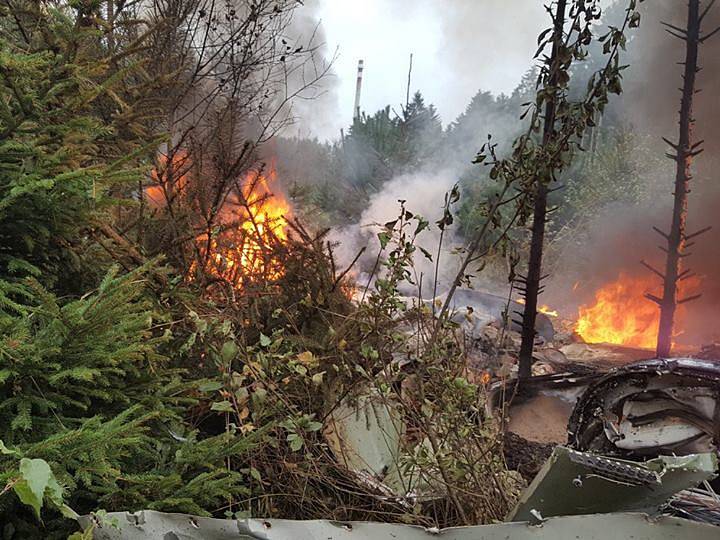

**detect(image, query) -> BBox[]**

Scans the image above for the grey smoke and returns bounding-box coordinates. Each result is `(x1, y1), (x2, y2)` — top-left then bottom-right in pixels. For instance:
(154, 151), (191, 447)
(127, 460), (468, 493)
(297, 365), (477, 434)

(331, 168), (465, 297)
(282, 1), (720, 347)
(292, 0), (549, 138)
(546, 0), (720, 347)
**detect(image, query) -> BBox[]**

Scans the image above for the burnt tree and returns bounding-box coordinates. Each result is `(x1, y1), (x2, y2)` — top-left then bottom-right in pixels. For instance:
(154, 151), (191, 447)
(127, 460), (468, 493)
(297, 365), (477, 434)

(518, 0), (567, 380)
(649, 0), (717, 357)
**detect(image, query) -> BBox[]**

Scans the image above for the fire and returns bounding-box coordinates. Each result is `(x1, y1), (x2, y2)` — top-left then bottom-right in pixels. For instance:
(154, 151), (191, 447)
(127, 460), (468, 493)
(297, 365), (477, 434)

(147, 150), (291, 289)
(539, 305), (559, 318)
(575, 272), (700, 350)
(196, 168), (291, 287)
(516, 298), (559, 318)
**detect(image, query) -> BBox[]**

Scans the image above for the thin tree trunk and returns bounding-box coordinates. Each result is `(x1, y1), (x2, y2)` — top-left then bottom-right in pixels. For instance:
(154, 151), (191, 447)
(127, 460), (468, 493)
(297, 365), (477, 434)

(518, 0), (567, 380)
(656, 0), (701, 357)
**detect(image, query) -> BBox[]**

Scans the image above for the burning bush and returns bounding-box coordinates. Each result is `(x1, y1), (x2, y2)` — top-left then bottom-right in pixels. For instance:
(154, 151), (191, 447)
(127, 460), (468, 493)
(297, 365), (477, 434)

(171, 198), (522, 528)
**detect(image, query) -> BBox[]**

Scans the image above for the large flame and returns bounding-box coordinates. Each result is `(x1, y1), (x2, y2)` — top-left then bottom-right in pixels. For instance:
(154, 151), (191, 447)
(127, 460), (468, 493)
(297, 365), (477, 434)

(575, 272), (700, 350)
(147, 151), (291, 289)
(196, 168), (291, 287)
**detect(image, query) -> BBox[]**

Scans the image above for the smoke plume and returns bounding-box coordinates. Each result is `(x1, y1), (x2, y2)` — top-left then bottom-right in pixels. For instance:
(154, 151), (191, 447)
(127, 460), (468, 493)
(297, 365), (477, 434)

(331, 169), (465, 297)
(547, 0), (720, 347)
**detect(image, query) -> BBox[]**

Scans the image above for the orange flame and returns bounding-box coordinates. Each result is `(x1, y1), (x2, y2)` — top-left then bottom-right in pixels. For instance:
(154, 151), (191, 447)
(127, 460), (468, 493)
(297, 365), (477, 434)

(516, 298), (559, 318)
(148, 150), (291, 289)
(575, 272), (700, 350)
(195, 168), (291, 287)
(539, 305), (559, 318)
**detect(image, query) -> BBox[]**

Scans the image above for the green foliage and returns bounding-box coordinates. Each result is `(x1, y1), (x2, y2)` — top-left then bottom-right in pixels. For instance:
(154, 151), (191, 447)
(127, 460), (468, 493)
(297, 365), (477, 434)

(0, 440), (78, 532)
(13, 458), (66, 520)
(560, 128), (668, 221)
(0, 265), (168, 443)
(0, 5), (260, 535)
(0, 18), (132, 288)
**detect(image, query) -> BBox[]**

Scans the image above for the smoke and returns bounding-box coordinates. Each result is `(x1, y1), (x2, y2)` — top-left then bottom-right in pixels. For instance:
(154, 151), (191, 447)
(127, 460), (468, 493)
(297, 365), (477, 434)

(281, 0), (341, 141)
(545, 0), (720, 347)
(621, 0), (720, 161)
(433, 0), (546, 118)
(296, 0), (549, 135)
(283, 0), (720, 347)
(331, 169), (465, 297)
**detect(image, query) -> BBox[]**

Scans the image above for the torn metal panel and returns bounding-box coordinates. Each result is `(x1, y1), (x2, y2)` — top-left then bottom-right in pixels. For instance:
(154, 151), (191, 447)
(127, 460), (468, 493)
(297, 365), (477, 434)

(568, 358), (720, 456)
(323, 388), (436, 500)
(80, 511), (248, 540)
(324, 389), (407, 495)
(85, 511), (720, 540)
(508, 447), (717, 522)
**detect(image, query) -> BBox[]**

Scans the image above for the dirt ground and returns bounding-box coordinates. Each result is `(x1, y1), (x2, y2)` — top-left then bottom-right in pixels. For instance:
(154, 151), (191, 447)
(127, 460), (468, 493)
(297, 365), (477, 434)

(507, 393), (575, 444)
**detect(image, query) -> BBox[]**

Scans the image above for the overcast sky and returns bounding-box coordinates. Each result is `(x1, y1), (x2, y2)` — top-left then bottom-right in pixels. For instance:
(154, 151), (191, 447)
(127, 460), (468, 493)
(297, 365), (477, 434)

(306, 0), (549, 139)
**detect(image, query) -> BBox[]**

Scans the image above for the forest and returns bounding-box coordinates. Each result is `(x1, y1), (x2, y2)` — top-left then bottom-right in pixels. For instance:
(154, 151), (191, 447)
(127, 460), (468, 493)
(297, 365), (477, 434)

(1, 0), (719, 538)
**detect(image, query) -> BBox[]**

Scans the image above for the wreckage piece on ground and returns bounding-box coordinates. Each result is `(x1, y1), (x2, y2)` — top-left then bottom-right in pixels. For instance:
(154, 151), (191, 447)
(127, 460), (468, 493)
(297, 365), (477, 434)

(508, 446), (717, 522)
(430, 289), (556, 342)
(83, 447), (720, 539)
(567, 357), (720, 457)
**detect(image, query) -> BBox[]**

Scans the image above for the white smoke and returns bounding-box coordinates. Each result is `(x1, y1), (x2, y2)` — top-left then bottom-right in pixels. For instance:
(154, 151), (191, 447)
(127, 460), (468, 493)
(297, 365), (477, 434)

(332, 168), (464, 297)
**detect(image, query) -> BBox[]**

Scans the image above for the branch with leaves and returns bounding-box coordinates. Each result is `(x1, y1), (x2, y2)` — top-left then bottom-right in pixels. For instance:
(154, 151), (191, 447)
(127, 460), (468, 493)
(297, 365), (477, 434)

(436, 0), (644, 380)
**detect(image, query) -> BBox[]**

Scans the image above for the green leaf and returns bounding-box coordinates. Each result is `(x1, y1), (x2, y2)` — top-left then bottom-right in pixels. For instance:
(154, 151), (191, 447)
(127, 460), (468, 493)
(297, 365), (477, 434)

(293, 364), (307, 376)
(259, 333), (271, 347)
(60, 503), (79, 520)
(221, 341), (238, 363)
(249, 467), (262, 481)
(67, 531), (93, 540)
(287, 434), (303, 452)
(210, 401), (234, 413)
(252, 387), (267, 403)
(13, 458), (56, 518)
(0, 440), (17, 455)
(198, 380), (223, 392)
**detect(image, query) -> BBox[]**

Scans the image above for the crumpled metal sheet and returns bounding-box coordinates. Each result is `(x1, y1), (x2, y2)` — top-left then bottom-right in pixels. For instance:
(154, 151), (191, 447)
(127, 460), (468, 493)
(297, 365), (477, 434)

(79, 511), (245, 539)
(508, 446), (718, 522)
(324, 388), (410, 497)
(568, 357), (720, 456)
(84, 511), (720, 539)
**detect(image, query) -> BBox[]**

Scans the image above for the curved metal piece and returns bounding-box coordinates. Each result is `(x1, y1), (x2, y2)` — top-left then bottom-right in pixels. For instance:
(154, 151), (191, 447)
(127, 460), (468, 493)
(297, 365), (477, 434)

(568, 358), (720, 456)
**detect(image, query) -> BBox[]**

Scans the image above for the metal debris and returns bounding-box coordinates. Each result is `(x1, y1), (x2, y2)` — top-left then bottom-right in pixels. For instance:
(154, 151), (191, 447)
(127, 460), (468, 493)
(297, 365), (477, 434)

(568, 357), (720, 456)
(433, 289), (555, 342)
(82, 445), (719, 539)
(84, 510), (720, 539)
(324, 388), (410, 498)
(323, 387), (436, 501)
(508, 446), (718, 522)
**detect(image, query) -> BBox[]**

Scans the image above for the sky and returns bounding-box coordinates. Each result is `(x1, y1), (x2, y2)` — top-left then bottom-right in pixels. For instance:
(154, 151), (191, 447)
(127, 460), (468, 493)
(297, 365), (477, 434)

(307, 0), (549, 139)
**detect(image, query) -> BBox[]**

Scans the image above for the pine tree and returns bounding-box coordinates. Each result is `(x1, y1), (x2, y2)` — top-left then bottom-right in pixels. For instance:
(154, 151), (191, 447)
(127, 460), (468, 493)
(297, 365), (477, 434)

(397, 91), (443, 169)
(0, 4), (258, 535)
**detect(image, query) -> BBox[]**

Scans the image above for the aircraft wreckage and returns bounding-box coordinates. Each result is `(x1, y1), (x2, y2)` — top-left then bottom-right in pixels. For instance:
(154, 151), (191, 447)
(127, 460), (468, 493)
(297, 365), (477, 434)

(81, 355), (720, 539)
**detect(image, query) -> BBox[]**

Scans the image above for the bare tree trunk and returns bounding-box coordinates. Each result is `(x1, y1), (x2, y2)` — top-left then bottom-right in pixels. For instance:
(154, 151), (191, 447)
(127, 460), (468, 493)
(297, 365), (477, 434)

(654, 0), (708, 357)
(518, 0), (567, 380)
